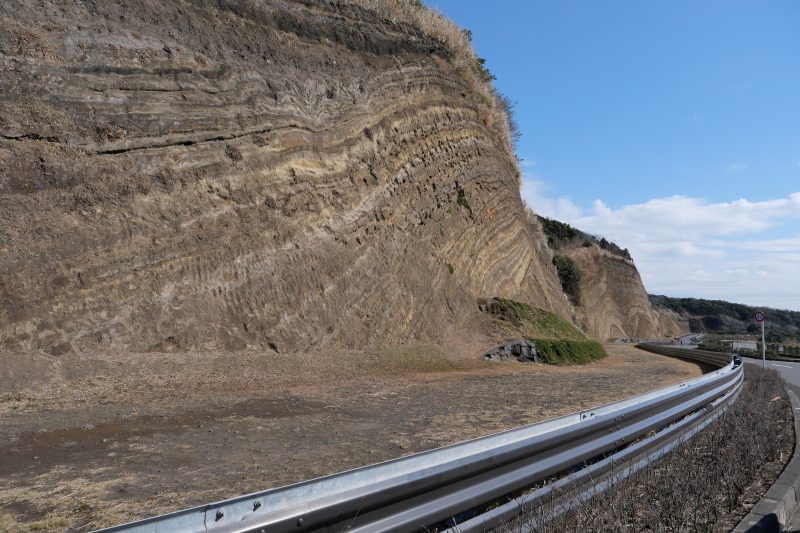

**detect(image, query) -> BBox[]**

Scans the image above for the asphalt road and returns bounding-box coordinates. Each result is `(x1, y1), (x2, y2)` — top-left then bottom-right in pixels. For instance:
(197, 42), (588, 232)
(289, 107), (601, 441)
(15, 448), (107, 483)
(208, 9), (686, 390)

(743, 357), (800, 388)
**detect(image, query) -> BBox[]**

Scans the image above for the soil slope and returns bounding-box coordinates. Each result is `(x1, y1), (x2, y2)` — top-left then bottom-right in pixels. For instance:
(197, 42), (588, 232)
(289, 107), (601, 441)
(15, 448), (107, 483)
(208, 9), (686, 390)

(0, 0), (568, 355)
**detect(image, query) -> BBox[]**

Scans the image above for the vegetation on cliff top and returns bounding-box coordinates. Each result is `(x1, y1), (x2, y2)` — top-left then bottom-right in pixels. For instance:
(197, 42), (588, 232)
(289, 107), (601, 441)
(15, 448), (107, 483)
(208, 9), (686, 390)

(536, 214), (637, 311)
(537, 215), (632, 260)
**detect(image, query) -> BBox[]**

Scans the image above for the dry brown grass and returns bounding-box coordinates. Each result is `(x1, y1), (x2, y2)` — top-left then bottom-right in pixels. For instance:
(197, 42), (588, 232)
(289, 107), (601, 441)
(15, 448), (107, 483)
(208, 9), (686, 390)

(0, 344), (701, 532)
(502, 366), (793, 532)
(0, 467), (140, 533)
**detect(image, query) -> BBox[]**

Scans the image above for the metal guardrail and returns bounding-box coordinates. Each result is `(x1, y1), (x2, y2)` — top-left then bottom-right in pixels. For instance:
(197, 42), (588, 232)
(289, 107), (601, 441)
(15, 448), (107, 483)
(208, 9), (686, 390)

(97, 344), (743, 533)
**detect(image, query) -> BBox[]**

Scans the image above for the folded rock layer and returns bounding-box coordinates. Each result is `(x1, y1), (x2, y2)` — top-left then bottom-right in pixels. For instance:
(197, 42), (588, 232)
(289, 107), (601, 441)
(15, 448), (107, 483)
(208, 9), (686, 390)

(0, 0), (569, 354)
(565, 246), (684, 341)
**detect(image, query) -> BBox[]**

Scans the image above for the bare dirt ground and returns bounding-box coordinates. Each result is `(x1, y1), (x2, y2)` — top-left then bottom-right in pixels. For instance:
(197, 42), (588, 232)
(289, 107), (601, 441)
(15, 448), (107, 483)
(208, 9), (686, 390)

(0, 344), (701, 532)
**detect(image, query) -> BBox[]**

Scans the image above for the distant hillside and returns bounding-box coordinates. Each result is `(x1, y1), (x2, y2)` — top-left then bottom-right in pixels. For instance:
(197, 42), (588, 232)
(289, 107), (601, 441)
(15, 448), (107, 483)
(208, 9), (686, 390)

(648, 295), (800, 340)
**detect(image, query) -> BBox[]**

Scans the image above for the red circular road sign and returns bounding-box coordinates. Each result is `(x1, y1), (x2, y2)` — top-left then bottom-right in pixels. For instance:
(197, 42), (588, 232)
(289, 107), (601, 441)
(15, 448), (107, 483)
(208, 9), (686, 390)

(754, 311), (766, 322)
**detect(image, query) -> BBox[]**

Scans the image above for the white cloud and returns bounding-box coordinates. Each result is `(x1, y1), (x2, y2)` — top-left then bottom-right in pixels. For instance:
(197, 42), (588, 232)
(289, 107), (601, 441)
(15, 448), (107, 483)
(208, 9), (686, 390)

(520, 175), (800, 310)
(731, 236), (800, 252)
(520, 176), (582, 220)
(725, 163), (749, 174)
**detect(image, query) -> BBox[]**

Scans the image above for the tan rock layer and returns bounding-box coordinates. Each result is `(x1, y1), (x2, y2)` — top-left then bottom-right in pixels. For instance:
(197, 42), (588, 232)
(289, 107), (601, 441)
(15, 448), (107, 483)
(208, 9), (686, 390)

(0, 0), (567, 354)
(564, 247), (683, 341)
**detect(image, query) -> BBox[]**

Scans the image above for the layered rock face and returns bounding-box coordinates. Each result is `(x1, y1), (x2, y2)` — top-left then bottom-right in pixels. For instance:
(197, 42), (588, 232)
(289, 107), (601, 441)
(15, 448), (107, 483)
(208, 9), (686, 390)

(653, 307), (687, 338)
(0, 0), (568, 355)
(564, 246), (684, 341)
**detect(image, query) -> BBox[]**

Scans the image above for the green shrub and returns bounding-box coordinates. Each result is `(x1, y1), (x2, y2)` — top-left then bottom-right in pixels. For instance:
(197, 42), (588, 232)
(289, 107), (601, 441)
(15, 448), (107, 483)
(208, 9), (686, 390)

(538, 216), (578, 250)
(456, 187), (471, 210)
(552, 254), (581, 306)
(531, 339), (606, 365)
(537, 216), (632, 260)
(488, 298), (586, 340)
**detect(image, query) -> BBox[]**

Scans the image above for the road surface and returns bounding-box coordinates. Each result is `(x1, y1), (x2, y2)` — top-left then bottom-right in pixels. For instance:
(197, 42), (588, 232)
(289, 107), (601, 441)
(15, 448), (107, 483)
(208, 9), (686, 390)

(744, 357), (800, 389)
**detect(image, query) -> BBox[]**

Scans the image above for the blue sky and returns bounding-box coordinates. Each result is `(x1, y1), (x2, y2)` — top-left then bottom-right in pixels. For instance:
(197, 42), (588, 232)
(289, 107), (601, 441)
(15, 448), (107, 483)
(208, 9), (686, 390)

(430, 0), (800, 311)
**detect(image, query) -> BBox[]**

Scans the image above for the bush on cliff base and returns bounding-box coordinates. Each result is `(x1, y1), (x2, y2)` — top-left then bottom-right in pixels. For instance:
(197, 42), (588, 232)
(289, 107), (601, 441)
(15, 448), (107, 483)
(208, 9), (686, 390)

(531, 339), (606, 365)
(484, 298), (587, 341)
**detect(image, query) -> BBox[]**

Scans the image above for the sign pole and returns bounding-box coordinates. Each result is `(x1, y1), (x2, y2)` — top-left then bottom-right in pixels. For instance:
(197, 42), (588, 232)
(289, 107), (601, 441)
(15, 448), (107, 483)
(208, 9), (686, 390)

(754, 310), (767, 368)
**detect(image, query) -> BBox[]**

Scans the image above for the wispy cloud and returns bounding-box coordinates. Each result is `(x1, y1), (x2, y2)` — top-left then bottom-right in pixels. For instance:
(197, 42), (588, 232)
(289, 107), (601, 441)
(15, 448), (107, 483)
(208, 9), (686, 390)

(520, 177), (582, 220)
(520, 172), (800, 310)
(725, 163), (748, 174)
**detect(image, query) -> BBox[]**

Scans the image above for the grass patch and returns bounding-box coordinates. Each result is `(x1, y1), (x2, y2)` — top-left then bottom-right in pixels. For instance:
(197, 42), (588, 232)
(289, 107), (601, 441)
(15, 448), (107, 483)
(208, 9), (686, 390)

(0, 514), (19, 531)
(489, 298), (586, 341)
(28, 516), (69, 531)
(530, 339), (606, 365)
(0, 393), (25, 403)
(356, 343), (477, 375)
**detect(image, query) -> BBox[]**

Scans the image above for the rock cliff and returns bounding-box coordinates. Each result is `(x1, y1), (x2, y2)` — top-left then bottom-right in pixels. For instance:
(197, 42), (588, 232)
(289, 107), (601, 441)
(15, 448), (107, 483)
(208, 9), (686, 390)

(0, 0), (569, 355)
(565, 246), (684, 340)
(537, 216), (684, 341)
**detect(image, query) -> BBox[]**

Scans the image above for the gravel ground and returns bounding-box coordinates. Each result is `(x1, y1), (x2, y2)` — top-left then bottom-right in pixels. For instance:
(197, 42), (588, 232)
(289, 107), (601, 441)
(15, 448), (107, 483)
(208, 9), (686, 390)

(0, 344), (700, 532)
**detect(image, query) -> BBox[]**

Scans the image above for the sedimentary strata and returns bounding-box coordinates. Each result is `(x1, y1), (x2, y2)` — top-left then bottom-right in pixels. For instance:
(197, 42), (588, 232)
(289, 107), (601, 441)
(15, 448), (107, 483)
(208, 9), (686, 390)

(0, 0), (568, 354)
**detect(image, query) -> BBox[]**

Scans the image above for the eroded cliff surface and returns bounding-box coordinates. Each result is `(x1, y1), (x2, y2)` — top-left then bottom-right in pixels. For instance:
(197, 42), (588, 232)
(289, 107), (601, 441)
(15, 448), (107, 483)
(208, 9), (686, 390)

(536, 216), (684, 341)
(566, 246), (684, 340)
(0, 0), (569, 355)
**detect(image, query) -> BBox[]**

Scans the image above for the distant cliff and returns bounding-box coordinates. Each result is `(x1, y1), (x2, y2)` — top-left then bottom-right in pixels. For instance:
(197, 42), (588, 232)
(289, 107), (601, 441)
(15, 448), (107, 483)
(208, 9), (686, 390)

(0, 0), (570, 355)
(538, 216), (684, 341)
